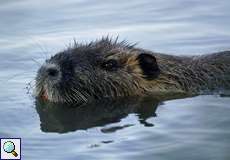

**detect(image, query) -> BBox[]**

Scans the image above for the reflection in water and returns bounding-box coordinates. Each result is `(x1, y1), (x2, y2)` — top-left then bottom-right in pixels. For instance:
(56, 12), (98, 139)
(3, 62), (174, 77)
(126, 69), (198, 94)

(35, 96), (161, 133)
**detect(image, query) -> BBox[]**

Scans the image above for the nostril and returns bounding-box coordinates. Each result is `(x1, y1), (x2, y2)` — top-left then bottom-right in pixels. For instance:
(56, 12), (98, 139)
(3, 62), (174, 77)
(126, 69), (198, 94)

(47, 68), (59, 77)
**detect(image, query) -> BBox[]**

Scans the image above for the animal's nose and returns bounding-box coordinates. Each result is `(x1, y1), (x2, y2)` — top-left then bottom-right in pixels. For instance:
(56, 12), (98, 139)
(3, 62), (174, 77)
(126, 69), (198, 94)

(47, 67), (59, 77)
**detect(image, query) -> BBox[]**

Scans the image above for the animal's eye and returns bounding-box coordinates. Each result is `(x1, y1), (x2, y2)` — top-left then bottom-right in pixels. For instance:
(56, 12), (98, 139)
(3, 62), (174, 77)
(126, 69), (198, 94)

(101, 59), (119, 71)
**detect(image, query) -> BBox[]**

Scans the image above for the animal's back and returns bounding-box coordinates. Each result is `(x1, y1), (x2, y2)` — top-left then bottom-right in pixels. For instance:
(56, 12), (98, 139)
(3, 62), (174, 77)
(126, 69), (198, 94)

(150, 51), (230, 93)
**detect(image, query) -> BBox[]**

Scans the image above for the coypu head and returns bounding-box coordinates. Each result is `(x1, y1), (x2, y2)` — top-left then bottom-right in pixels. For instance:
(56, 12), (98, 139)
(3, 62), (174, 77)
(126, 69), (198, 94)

(35, 37), (161, 104)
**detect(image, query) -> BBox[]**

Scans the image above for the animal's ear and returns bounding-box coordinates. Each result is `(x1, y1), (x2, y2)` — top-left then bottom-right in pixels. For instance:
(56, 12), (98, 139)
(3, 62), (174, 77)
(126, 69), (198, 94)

(137, 53), (160, 80)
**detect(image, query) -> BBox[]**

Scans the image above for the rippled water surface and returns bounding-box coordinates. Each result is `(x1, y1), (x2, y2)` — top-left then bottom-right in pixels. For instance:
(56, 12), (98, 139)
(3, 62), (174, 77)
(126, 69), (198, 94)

(0, 0), (230, 159)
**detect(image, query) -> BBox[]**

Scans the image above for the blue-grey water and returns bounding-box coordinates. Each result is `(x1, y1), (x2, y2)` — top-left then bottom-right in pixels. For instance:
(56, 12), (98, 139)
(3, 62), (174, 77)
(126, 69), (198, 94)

(0, 0), (230, 159)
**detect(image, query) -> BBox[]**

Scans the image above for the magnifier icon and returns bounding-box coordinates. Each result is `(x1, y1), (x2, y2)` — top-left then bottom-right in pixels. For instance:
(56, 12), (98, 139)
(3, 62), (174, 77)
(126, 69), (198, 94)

(3, 141), (18, 157)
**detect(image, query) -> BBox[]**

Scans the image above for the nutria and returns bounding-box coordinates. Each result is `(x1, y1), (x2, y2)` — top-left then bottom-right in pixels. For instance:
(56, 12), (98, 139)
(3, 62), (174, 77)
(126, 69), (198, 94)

(35, 37), (230, 104)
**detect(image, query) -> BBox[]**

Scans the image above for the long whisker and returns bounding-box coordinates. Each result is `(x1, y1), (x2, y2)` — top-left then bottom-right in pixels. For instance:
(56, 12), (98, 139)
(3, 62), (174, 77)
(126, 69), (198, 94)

(27, 36), (51, 59)
(71, 88), (88, 103)
(70, 88), (84, 102)
(30, 58), (42, 67)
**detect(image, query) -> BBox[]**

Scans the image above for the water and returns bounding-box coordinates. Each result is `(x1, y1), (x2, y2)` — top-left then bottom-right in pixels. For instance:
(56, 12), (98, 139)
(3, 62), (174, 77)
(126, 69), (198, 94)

(0, 0), (230, 159)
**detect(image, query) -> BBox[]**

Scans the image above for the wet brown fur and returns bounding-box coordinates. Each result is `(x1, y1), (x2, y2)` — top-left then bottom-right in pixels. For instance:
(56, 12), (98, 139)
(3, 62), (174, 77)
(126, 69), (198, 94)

(102, 47), (230, 96)
(36, 38), (230, 103)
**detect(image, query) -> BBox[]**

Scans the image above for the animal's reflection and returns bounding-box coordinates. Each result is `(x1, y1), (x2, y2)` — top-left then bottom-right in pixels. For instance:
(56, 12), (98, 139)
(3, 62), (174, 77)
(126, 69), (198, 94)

(35, 97), (160, 133)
